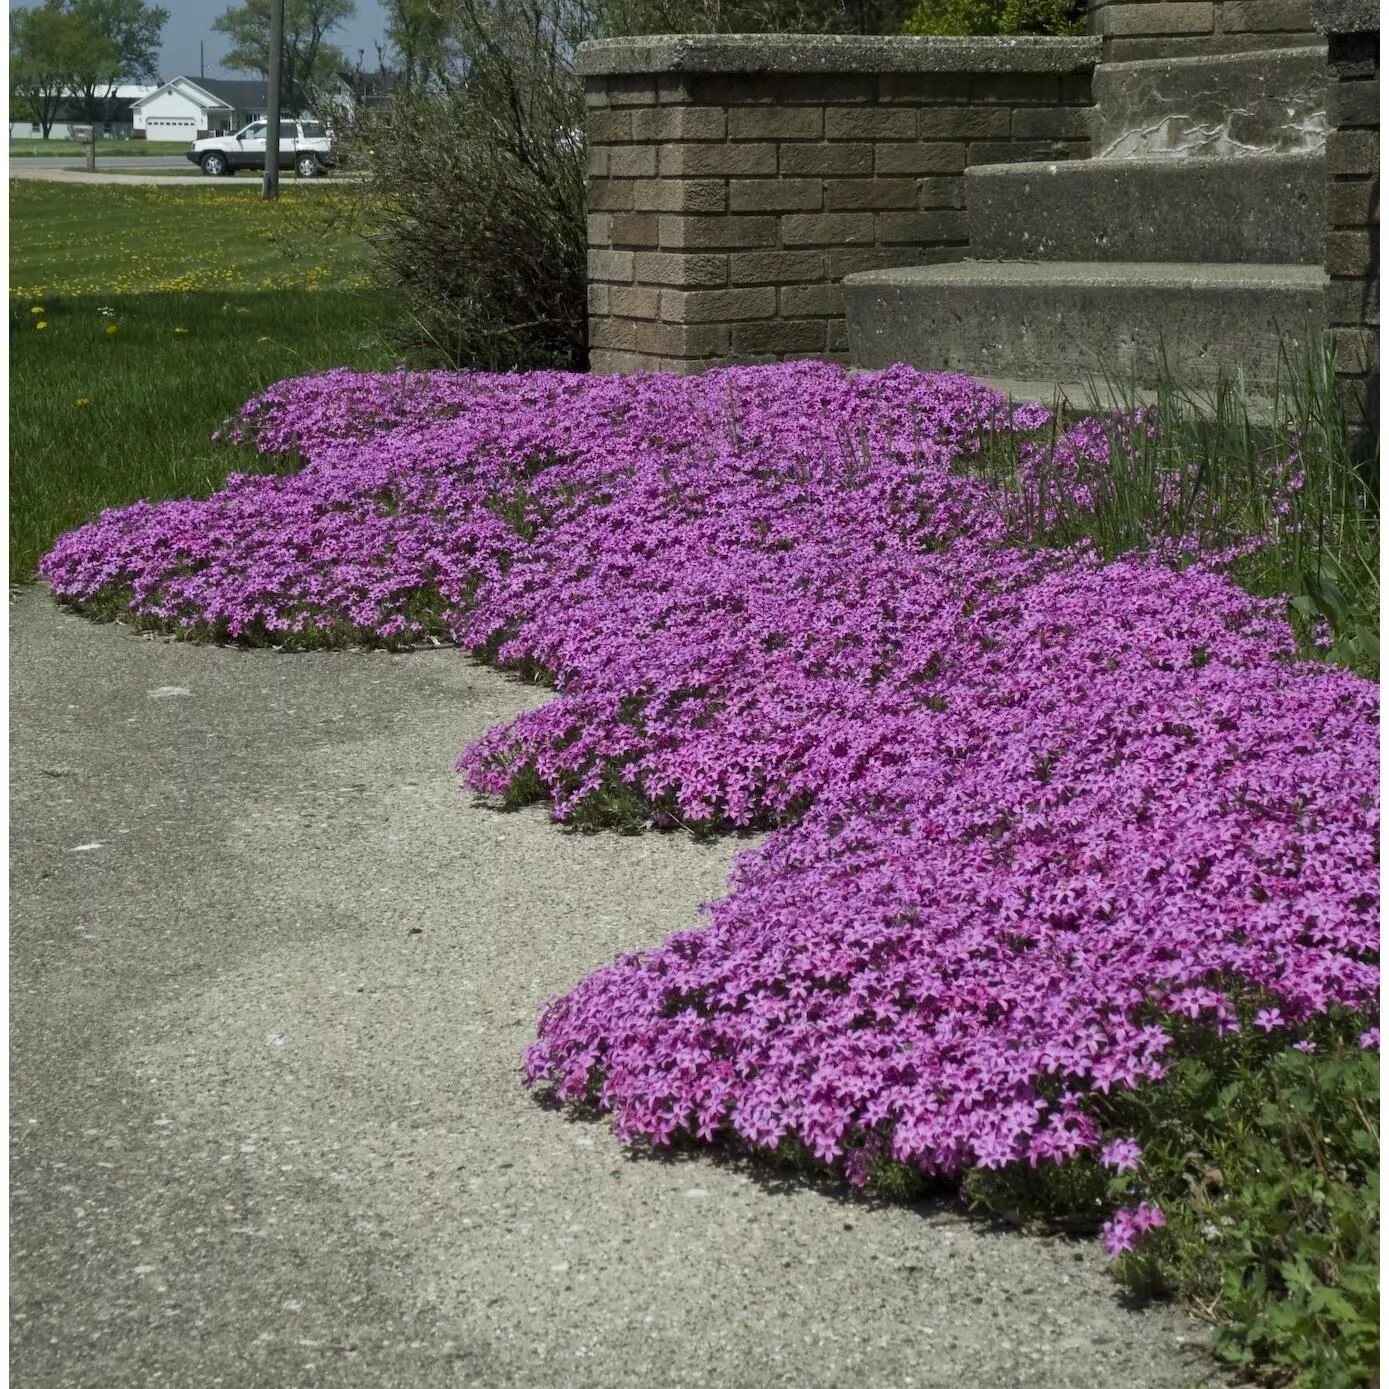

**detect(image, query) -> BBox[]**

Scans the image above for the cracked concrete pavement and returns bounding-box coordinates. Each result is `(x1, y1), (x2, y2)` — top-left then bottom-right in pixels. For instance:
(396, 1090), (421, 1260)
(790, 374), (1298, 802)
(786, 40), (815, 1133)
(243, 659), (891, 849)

(10, 585), (1226, 1388)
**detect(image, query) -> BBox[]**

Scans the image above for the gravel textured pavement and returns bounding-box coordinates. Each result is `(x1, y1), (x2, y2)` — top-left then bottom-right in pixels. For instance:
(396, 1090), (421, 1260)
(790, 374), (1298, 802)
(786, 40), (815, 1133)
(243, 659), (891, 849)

(10, 585), (1227, 1389)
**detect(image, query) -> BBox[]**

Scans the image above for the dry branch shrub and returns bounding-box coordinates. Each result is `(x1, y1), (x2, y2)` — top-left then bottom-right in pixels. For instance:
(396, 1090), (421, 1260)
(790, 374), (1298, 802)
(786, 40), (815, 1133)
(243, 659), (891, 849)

(341, 0), (590, 371)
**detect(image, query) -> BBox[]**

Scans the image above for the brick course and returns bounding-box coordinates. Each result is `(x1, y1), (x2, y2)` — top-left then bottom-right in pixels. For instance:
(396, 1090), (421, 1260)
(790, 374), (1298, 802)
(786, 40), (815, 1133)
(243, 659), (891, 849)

(1086, 0), (1319, 57)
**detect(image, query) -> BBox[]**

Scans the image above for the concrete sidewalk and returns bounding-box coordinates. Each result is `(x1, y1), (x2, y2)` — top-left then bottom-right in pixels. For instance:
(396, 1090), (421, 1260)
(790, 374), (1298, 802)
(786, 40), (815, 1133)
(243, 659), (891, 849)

(10, 585), (1224, 1388)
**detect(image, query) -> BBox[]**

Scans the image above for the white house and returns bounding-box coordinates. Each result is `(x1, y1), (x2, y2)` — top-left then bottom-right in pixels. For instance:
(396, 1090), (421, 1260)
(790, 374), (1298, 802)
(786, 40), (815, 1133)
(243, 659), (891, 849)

(131, 77), (279, 141)
(9, 83), (158, 140)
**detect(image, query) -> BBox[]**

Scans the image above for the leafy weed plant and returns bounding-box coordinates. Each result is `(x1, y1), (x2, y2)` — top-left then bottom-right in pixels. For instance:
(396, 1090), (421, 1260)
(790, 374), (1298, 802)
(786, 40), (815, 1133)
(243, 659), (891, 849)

(967, 1005), (1379, 1387)
(969, 339), (1379, 676)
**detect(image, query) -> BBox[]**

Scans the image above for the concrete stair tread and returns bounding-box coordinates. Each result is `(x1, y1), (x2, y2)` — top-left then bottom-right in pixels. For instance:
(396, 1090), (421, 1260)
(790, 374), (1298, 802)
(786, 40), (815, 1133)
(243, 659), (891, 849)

(842, 260), (1326, 391)
(1096, 41), (1324, 77)
(943, 376), (1288, 422)
(843, 261), (1328, 289)
(967, 149), (1323, 173)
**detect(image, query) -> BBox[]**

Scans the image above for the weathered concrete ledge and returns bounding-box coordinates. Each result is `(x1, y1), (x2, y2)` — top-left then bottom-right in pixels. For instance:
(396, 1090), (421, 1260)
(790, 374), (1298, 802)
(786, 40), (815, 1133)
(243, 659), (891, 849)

(577, 33), (1102, 77)
(1311, 0), (1377, 32)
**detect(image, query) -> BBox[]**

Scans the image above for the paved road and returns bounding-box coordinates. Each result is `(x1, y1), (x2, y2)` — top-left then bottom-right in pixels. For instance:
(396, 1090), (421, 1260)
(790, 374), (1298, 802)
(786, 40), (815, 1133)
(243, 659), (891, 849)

(10, 585), (1227, 1389)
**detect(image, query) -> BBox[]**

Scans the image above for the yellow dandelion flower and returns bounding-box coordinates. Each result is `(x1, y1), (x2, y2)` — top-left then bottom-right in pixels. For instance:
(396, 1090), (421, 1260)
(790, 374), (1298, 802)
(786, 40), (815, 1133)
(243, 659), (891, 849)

(174, 327), (189, 334)
(257, 335), (270, 343)
(105, 323), (119, 335)
(75, 398), (90, 407)
(30, 306), (45, 314)
(35, 321), (47, 330)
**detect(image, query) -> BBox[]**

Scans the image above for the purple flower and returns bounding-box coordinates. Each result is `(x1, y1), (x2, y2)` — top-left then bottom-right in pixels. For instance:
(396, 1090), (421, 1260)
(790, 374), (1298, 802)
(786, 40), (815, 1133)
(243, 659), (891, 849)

(1101, 1216), (1138, 1258)
(1102, 1201), (1165, 1258)
(1100, 1137), (1143, 1174)
(35, 361), (1379, 1242)
(1131, 1201), (1166, 1235)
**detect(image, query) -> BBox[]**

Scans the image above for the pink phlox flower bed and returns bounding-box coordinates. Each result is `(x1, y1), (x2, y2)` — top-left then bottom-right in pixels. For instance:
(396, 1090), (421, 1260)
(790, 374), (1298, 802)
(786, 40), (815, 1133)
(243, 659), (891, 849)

(40, 361), (1379, 1201)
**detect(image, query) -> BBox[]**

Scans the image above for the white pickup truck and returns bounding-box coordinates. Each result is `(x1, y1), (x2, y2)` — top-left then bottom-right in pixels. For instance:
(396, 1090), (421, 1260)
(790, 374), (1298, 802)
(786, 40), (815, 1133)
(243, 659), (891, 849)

(187, 120), (334, 178)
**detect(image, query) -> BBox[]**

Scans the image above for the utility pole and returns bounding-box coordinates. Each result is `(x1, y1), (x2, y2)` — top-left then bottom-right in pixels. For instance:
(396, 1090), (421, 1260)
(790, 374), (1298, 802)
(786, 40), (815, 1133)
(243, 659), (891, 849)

(262, 0), (283, 200)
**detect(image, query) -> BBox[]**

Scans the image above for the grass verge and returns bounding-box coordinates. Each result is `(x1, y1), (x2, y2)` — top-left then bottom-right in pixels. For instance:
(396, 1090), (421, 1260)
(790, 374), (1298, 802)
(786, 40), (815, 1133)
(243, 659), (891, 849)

(9, 179), (395, 581)
(9, 138), (192, 157)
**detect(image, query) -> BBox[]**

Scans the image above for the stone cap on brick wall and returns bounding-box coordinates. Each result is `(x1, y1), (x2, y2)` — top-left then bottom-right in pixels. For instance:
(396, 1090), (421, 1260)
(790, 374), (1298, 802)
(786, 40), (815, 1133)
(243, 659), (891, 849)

(1311, 0), (1378, 32)
(577, 33), (1103, 76)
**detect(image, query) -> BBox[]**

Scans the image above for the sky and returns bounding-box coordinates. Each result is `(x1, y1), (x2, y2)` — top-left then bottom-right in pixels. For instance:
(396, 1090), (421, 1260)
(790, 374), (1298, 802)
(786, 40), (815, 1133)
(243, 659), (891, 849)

(9, 0), (396, 82)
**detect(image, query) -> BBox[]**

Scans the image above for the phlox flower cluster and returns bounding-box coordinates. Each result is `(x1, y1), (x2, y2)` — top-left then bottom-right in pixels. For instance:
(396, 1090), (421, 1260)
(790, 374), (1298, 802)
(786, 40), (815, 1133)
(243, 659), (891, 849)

(39, 362), (1379, 1224)
(1102, 1201), (1167, 1257)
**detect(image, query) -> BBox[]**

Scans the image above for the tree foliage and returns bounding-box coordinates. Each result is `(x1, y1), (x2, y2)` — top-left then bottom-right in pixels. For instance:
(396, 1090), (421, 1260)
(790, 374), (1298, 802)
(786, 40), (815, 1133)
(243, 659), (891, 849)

(902, 0), (1083, 35)
(66, 0), (169, 121)
(213, 0), (356, 112)
(593, 0), (915, 35)
(381, 0), (452, 91)
(10, 0), (167, 135)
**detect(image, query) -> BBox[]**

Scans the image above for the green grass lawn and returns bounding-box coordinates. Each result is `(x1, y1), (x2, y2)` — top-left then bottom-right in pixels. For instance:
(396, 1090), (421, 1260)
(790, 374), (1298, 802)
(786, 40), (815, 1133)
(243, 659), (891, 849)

(10, 179), (399, 581)
(10, 139), (192, 157)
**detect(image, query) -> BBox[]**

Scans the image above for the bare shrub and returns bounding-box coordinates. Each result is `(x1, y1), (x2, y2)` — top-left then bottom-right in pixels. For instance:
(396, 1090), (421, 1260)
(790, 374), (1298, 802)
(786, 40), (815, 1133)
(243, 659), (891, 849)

(340, 0), (591, 371)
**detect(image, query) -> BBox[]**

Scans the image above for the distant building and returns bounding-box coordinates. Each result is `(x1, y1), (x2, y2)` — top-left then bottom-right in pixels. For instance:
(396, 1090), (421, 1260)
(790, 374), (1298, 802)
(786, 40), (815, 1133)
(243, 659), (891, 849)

(318, 68), (403, 126)
(9, 84), (158, 140)
(131, 77), (289, 141)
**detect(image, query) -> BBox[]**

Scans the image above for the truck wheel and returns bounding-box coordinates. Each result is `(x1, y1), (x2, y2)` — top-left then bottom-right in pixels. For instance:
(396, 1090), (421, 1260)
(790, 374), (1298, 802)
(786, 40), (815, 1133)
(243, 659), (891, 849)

(200, 152), (229, 176)
(295, 154), (319, 179)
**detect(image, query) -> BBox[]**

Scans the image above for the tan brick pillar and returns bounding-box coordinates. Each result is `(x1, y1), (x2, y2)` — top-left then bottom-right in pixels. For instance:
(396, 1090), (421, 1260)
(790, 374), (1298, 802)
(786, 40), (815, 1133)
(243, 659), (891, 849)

(1313, 0), (1379, 447)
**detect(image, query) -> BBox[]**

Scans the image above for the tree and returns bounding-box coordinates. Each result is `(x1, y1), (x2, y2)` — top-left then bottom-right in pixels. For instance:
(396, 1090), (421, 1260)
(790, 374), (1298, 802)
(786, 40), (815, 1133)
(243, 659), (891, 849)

(213, 0), (356, 113)
(593, 0), (917, 36)
(64, 0), (170, 124)
(10, 1), (109, 138)
(903, 0), (1081, 33)
(382, 0), (451, 91)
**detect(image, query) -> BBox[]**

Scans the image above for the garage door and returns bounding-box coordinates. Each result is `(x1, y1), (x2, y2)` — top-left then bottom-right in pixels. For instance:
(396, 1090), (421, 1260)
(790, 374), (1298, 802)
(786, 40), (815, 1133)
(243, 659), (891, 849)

(145, 116), (197, 139)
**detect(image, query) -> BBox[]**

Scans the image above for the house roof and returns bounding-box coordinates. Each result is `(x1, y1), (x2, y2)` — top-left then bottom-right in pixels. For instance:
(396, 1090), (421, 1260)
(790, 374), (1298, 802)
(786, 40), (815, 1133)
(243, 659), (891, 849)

(11, 96), (143, 122)
(131, 76), (269, 111)
(192, 77), (272, 109)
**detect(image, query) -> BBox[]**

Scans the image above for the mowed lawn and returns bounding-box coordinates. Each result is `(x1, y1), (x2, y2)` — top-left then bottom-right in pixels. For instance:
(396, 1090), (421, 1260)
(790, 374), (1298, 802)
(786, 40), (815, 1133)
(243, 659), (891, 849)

(10, 180), (400, 580)
(9, 138), (193, 157)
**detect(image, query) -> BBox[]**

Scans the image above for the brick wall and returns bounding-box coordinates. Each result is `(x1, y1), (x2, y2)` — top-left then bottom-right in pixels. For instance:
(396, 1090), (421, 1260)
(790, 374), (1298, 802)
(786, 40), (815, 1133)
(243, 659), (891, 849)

(1086, 0), (1320, 59)
(1314, 0), (1378, 444)
(580, 35), (1100, 375)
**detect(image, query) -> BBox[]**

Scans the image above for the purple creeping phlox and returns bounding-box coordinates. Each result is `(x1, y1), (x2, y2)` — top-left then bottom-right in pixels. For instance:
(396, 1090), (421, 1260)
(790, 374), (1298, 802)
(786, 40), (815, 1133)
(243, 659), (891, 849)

(1102, 1201), (1167, 1257)
(40, 363), (1380, 1262)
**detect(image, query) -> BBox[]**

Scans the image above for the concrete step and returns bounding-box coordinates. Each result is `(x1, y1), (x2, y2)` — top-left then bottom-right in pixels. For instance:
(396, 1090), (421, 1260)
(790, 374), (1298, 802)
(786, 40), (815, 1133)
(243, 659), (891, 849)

(842, 261), (1327, 392)
(1092, 44), (1327, 158)
(967, 152), (1324, 265)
